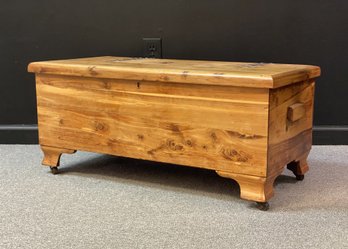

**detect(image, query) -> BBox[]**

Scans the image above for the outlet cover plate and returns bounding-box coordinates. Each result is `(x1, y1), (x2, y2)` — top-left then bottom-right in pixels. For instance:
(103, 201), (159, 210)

(143, 38), (162, 58)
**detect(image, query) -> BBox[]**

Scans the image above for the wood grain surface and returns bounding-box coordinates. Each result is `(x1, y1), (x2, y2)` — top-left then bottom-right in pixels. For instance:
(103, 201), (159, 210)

(36, 74), (269, 177)
(30, 57), (320, 204)
(267, 80), (315, 177)
(37, 75), (268, 176)
(41, 145), (76, 167)
(28, 56), (320, 89)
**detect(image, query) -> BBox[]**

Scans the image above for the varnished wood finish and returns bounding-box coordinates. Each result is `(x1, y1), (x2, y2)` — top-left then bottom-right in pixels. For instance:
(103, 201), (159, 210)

(35, 74), (269, 177)
(28, 56), (320, 206)
(267, 81), (315, 178)
(28, 56), (320, 89)
(216, 171), (276, 202)
(287, 103), (306, 122)
(41, 145), (76, 167)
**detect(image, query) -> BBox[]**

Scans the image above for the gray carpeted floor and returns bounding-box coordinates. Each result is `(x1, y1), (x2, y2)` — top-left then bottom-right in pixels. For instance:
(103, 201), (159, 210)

(0, 145), (347, 249)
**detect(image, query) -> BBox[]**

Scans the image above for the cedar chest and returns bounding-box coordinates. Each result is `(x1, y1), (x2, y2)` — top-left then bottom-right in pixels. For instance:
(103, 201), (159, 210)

(28, 56), (321, 210)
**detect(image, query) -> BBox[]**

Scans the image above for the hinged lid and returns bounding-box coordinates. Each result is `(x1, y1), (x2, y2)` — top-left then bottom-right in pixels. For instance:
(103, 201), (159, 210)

(28, 56), (320, 88)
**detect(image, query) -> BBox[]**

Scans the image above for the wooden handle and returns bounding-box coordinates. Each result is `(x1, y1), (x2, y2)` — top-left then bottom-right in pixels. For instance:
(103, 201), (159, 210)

(287, 103), (305, 122)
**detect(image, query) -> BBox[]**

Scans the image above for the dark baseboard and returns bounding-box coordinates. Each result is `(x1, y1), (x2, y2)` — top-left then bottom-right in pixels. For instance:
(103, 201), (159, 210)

(0, 125), (38, 144)
(0, 124), (347, 145)
(312, 126), (348, 145)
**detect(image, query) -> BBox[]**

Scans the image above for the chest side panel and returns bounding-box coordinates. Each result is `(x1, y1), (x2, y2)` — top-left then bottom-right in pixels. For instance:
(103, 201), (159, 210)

(36, 74), (269, 177)
(267, 80), (315, 177)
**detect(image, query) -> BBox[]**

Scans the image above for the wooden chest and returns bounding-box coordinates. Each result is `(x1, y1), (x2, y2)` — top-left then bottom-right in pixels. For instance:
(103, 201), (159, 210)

(28, 56), (320, 210)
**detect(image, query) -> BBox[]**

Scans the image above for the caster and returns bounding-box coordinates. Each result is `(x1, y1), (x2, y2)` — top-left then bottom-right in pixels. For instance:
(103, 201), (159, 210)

(50, 167), (59, 175)
(287, 162), (305, 181)
(256, 202), (270, 211)
(295, 174), (304, 181)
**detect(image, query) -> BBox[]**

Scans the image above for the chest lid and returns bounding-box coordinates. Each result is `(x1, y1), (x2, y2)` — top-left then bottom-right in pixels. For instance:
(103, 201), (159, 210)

(28, 56), (320, 89)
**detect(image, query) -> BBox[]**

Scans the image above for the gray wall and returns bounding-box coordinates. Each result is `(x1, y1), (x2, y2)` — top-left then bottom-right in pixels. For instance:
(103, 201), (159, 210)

(1, 0), (347, 143)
